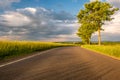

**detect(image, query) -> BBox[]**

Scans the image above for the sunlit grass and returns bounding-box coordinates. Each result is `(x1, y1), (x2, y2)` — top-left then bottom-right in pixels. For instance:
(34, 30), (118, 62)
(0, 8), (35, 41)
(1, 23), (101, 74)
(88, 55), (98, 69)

(82, 45), (120, 58)
(0, 41), (73, 59)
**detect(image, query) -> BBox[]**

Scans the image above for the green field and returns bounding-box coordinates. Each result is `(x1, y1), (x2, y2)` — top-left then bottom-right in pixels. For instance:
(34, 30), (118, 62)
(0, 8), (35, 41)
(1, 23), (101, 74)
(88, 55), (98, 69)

(0, 41), (73, 60)
(0, 41), (120, 60)
(82, 44), (120, 59)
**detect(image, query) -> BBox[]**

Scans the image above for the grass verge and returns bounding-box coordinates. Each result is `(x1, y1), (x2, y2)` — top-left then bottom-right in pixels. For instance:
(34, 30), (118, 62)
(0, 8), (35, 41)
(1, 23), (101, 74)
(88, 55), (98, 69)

(82, 45), (120, 59)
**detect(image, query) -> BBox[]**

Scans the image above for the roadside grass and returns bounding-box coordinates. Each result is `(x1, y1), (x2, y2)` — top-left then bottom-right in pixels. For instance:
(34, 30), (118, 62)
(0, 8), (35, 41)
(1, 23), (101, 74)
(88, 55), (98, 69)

(0, 41), (73, 60)
(91, 41), (120, 45)
(82, 45), (120, 59)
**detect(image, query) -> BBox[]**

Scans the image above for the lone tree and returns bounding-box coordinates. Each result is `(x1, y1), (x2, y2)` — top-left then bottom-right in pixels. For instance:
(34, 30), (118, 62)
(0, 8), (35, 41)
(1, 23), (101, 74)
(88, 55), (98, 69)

(77, 0), (119, 45)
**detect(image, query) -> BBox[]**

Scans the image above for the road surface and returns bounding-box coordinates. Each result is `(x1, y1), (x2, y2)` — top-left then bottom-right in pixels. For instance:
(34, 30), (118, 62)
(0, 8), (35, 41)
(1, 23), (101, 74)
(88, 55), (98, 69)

(0, 47), (120, 80)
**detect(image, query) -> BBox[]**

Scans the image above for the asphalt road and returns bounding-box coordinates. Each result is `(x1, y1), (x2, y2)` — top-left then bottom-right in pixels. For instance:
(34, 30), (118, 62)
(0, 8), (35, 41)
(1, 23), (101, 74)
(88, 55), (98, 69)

(0, 47), (120, 80)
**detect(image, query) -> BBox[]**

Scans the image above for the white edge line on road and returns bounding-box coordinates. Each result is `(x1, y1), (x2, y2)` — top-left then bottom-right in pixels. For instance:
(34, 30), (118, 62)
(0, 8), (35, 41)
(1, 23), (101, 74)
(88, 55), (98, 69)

(0, 49), (52, 68)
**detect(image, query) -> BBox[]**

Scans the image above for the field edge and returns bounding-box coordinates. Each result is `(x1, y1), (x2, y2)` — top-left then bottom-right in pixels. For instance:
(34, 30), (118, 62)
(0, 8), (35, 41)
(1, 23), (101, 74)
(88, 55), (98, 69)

(81, 46), (120, 60)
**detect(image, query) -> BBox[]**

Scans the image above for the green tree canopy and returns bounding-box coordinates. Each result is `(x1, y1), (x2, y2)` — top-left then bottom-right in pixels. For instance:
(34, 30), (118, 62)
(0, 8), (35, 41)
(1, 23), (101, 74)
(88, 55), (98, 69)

(77, 0), (119, 45)
(77, 22), (98, 44)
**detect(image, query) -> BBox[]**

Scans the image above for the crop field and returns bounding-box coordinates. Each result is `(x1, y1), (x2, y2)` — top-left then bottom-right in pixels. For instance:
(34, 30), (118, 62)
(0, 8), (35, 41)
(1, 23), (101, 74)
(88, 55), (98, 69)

(82, 44), (120, 58)
(0, 41), (73, 60)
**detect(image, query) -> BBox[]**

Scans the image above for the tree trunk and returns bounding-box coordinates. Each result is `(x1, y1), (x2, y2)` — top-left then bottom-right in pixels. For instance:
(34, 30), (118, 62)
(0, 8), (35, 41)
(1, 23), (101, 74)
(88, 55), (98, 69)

(98, 27), (101, 45)
(88, 38), (90, 45)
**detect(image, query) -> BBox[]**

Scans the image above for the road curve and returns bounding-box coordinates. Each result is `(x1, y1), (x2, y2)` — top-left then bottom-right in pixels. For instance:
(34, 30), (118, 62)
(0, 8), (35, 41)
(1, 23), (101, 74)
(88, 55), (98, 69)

(0, 47), (120, 80)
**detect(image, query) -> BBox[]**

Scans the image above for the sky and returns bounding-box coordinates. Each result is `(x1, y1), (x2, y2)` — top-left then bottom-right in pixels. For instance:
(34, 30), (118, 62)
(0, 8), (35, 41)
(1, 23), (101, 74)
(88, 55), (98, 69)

(0, 0), (120, 41)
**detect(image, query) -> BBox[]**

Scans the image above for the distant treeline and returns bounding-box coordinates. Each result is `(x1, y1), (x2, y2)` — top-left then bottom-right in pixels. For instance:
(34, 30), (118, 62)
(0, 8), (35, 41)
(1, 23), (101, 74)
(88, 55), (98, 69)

(56, 41), (120, 45)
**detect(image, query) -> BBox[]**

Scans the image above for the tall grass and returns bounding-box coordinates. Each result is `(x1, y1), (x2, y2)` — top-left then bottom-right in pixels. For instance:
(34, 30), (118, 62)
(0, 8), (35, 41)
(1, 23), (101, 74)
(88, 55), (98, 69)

(82, 45), (120, 58)
(0, 41), (73, 59)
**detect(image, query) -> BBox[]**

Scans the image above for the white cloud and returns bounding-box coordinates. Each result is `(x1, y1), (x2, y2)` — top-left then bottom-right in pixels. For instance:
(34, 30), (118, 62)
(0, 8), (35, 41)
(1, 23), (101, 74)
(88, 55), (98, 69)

(90, 0), (101, 2)
(88, 0), (120, 41)
(107, 0), (120, 8)
(0, 35), (22, 40)
(90, 0), (120, 8)
(17, 8), (37, 15)
(0, 6), (119, 41)
(0, 0), (20, 9)
(103, 11), (120, 33)
(90, 0), (96, 2)
(90, 0), (105, 2)
(0, 12), (31, 27)
(92, 11), (120, 41)
(0, 7), (79, 41)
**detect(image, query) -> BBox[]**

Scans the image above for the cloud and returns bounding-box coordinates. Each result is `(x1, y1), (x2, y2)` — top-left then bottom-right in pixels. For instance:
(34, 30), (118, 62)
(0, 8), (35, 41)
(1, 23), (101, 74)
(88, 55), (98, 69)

(90, 0), (120, 8)
(88, 0), (120, 41)
(102, 11), (120, 41)
(0, 6), (119, 41)
(0, 0), (20, 10)
(107, 0), (120, 8)
(90, 0), (96, 2)
(0, 7), (79, 41)
(17, 8), (37, 15)
(0, 12), (31, 27)
(92, 11), (120, 41)
(90, 0), (105, 2)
